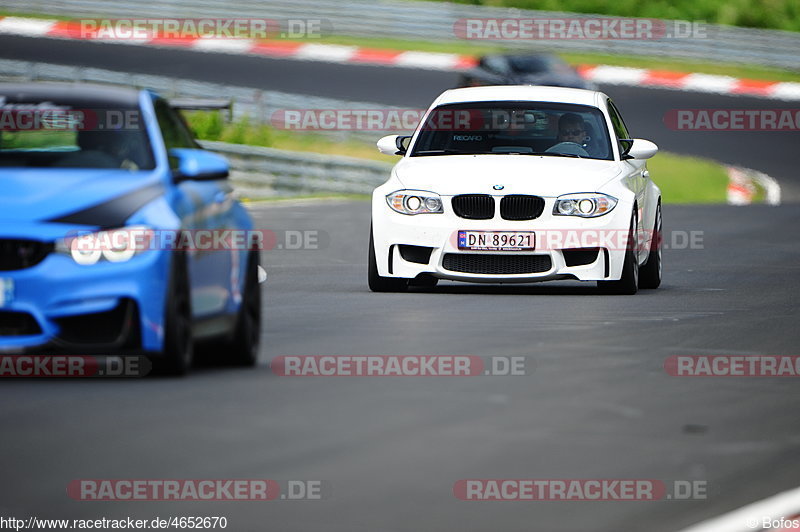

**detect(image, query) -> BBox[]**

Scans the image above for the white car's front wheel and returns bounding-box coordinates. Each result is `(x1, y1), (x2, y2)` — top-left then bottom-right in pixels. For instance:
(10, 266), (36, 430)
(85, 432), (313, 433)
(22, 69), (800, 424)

(638, 203), (662, 289)
(597, 213), (639, 295)
(368, 224), (408, 293)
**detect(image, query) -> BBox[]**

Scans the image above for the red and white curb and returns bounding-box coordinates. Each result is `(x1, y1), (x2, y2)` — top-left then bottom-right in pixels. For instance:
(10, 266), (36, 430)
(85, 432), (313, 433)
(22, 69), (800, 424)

(677, 486), (800, 531)
(577, 65), (800, 101)
(727, 166), (781, 205)
(0, 16), (476, 71)
(1, 16), (799, 100)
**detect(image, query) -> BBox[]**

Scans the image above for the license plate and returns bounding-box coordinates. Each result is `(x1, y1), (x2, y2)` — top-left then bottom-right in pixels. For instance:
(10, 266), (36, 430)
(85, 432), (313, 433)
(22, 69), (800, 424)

(458, 231), (535, 251)
(0, 278), (13, 307)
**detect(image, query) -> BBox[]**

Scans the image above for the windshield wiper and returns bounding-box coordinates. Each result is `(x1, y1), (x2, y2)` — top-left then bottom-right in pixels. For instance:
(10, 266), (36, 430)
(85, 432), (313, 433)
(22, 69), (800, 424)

(529, 152), (585, 159)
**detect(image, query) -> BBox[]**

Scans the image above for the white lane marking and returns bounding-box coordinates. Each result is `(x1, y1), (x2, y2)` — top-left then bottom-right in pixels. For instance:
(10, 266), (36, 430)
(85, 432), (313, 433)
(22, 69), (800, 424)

(192, 38), (255, 54)
(0, 16), (56, 36)
(677, 485), (800, 532)
(769, 82), (800, 101)
(394, 51), (462, 70)
(751, 171), (782, 206)
(582, 65), (648, 85)
(681, 73), (739, 94)
(726, 166), (782, 206)
(294, 43), (358, 62)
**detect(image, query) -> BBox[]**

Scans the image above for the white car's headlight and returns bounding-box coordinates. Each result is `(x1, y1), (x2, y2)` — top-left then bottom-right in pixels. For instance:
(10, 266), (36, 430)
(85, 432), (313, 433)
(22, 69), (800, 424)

(386, 190), (444, 215)
(553, 193), (617, 218)
(56, 226), (153, 266)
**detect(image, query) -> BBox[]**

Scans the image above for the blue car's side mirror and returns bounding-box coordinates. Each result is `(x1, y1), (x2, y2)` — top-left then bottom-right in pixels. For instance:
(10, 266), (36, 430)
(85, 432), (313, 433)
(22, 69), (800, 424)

(169, 148), (230, 182)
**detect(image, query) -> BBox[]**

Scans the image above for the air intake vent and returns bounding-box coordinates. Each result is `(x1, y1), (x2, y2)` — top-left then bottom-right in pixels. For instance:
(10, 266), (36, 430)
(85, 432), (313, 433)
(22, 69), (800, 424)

(442, 254), (552, 275)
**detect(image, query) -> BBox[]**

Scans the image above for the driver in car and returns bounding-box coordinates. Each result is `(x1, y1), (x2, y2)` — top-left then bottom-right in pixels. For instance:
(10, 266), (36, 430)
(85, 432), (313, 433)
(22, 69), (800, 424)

(556, 113), (588, 145)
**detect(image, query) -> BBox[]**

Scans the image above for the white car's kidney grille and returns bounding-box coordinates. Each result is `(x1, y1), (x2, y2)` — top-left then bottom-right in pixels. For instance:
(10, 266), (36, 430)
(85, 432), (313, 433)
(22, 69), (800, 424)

(500, 195), (545, 220)
(442, 253), (552, 275)
(451, 194), (494, 219)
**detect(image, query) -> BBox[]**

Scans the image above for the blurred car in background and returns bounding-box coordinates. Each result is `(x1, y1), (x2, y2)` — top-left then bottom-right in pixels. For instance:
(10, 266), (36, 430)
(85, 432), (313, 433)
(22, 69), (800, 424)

(459, 53), (598, 90)
(0, 82), (262, 374)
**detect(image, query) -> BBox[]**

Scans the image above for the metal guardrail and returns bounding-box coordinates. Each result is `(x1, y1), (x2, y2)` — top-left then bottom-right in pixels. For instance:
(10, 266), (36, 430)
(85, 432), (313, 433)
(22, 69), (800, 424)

(0, 59), (399, 143)
(0, 59), (393, 196)
(201, 141), (391, 197)
(4, 0), (800, 69)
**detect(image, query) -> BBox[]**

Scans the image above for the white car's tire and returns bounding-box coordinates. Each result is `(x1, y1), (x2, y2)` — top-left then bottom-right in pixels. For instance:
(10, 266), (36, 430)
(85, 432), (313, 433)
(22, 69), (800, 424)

(368, 224), (408, 293)
(597, 213), (639, 295)
(639, 203), (662, 289)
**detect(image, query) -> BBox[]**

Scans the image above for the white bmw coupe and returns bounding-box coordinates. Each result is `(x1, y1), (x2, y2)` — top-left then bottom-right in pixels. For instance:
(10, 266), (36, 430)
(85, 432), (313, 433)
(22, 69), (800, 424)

(369, 86), (662, 295)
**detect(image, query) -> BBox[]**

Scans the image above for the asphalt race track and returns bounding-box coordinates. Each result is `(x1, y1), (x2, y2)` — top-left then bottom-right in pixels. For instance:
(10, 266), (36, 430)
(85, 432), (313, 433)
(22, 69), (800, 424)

(0, 34), (799, 200)
(1, 201), (799, 531)
(1, 33), (800, 532)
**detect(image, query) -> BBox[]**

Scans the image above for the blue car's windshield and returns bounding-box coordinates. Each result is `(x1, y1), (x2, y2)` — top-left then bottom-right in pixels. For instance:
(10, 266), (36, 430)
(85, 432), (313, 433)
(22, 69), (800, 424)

(410, 101), (613, 161)
(0, 104), (155, 170)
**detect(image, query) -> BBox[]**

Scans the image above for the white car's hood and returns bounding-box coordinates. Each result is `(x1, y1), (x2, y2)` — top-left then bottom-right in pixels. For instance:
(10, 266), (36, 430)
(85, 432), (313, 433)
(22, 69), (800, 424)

(393, 155), (623, 197)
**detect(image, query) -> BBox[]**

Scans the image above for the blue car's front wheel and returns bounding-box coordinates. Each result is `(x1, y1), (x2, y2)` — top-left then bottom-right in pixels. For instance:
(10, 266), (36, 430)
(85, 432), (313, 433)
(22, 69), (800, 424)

(153, 252), (194, 375)
(226, 250), (262, 367)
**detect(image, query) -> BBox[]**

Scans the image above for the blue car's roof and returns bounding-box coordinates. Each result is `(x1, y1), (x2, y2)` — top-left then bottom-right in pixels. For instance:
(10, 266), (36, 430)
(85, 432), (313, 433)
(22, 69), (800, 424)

(0, 82), (142, 107)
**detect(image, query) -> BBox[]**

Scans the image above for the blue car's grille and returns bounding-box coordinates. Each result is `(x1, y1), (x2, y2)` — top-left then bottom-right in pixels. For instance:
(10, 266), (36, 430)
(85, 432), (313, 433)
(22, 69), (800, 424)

(0, 239), (53, 271)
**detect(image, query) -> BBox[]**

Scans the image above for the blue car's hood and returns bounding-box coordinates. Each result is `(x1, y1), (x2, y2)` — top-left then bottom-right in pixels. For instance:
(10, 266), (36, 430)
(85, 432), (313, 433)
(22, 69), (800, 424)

(0, 168), (164, 224)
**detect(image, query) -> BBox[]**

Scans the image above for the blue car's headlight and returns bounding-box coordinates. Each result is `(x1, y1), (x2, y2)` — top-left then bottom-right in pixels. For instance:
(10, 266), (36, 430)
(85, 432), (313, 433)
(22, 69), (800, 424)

(55, 226), (153, 266)
(553, 193), (617, 218)
(386, 190), (443, 215)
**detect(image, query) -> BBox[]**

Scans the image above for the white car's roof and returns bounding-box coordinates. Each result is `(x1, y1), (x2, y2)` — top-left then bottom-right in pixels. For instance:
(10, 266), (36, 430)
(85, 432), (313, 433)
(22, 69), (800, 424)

(431, 85), (607, 109)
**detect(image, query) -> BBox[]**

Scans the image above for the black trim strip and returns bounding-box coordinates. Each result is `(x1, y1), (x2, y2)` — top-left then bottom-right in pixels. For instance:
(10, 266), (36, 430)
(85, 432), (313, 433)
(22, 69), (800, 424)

(47, 183), (165, 228)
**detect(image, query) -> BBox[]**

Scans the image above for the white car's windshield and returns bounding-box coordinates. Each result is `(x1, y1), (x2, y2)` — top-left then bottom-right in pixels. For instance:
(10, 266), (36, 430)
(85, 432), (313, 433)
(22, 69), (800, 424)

(410, 101), (613, 161)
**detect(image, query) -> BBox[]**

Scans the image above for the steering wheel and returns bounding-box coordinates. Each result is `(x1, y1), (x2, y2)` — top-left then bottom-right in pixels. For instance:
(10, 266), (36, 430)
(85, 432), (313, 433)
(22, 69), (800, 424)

(545, 142), (590, 157)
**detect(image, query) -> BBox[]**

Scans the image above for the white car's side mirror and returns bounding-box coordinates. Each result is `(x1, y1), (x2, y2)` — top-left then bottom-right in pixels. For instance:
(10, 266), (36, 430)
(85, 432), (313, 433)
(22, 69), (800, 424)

(623, 139), (658, 160)
(377, 135), (411, 156)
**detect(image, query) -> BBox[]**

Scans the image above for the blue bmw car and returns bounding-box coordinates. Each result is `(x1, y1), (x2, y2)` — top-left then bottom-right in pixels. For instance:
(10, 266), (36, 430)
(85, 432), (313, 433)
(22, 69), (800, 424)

(0, 83), (262, 374)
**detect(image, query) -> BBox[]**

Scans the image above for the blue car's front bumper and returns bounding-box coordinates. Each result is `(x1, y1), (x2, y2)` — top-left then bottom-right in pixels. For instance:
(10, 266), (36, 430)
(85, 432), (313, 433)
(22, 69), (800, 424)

(0, 243), (170, 355)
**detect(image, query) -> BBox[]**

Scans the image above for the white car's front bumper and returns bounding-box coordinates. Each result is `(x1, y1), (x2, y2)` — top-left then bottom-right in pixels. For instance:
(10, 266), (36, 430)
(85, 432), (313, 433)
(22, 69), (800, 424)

(372, 193), (636, 284)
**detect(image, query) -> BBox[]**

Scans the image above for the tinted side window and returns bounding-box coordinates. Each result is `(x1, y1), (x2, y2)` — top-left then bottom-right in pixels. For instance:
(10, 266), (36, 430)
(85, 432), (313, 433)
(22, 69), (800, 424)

(607, 100), (632, 156)
(154, 99), (197, 152)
